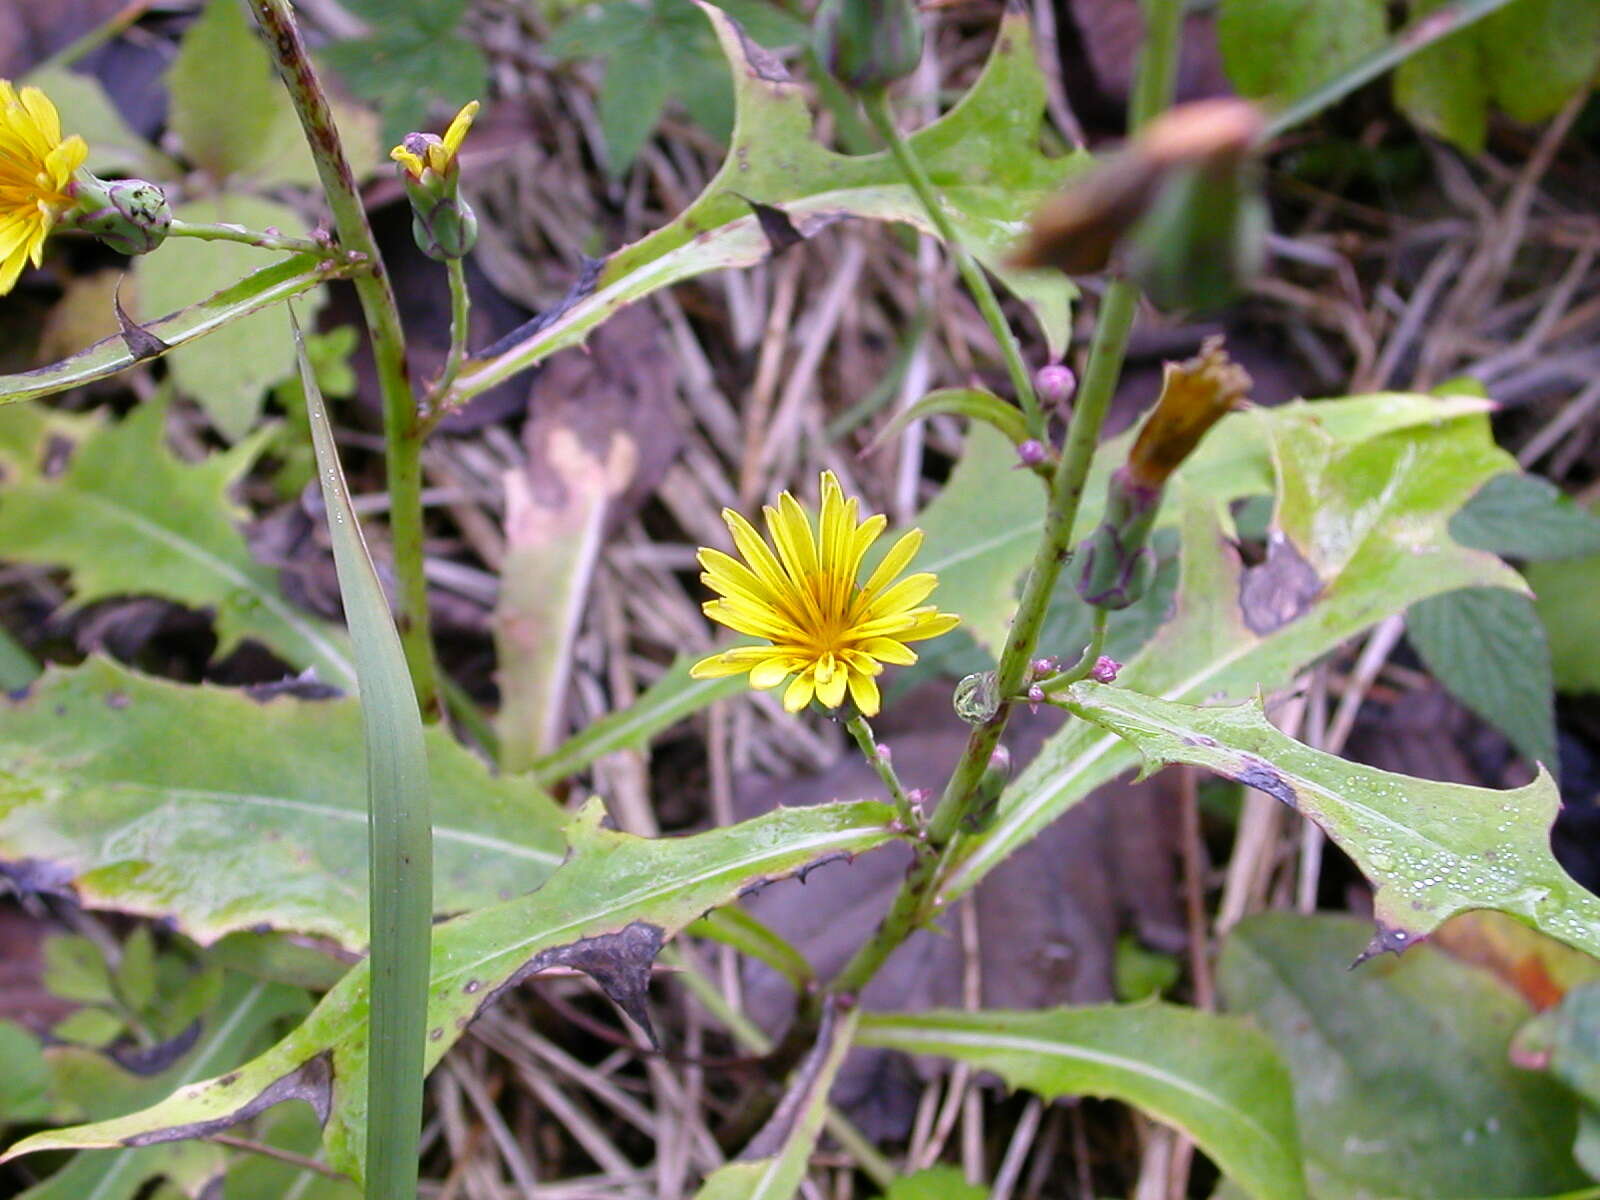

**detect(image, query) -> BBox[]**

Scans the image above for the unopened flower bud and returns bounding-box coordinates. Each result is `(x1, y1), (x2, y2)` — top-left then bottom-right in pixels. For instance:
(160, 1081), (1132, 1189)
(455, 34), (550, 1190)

(1077, 338), (1248, 610)
(1031, 657), (1056, 678)
(1017, 439), (1046, 467)
(813, 0), (923, 95)
(70, 175), (170, 256)
(391, 101), (480, 261)
(876, 742), (892, 762)
(1027, 683), (1045, 712)
(1090, 656), (1121, 683)
(1037, 363), (1075, 408)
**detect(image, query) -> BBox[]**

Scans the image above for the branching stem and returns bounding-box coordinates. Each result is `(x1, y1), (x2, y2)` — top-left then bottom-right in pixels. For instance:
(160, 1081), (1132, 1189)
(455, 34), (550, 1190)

(166, 219), (332, 256)
(861, 91), (1044, 438)
(247, 0), (440, 722)
(824, 0), (1184, 1001)
(426, 257), (472, 421)
(844, 711), (919, 831)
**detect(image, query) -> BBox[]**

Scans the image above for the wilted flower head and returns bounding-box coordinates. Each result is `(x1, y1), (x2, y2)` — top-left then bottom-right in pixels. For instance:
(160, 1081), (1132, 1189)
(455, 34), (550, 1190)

(1125, 336), (1251, 489)
(0, 81), (88, 294)
(390, 100), (478, 182)
(1077, 337), (1249, 610)
(690, 471), (958, 716)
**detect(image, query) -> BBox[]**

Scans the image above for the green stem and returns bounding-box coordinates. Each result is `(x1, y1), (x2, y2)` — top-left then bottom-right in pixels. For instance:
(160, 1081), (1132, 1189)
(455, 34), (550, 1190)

(825, 1), (1183, 1000)
(247, 0), (441, 723)
(1037, 607), (1111, 694)
(166, 219), (331, 256)
(426, 257), (472, 419)
(1260, 0), (1518, 141)
(844, 712), (918, 830)
(861, 91), (1044, 437)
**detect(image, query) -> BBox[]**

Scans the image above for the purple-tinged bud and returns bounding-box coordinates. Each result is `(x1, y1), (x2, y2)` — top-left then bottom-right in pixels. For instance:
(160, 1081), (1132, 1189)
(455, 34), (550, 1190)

(875, 743), (892, 763)
(1016, 439), (1047, 468)
(1037, 363), (1076, 408)
(1027, 683), (1045, 713)
(1090, 656), (1121, 683)
(1031, 656), (1056, 678)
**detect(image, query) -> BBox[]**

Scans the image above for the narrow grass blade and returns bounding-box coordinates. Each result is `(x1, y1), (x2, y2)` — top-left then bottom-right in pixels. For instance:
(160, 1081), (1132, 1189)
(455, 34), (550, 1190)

(296, 313), (433, 1198)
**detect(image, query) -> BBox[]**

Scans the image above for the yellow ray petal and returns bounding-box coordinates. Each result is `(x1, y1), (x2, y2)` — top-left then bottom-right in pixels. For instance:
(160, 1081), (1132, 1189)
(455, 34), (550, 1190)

(815, 666), (848, 708)
(861, 573), (938, 620)
(858, 528), (924, 604)
(846, 669), (880, 716)
(783, 670), (815, 712)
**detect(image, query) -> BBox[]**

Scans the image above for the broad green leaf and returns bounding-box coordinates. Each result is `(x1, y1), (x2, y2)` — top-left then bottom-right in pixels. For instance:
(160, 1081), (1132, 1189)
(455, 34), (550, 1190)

(1218, 0), (1388, 102)
(0, 396), (356, 688)
(298, 313), (431, 1197)
(168, 0), (282, 180)
(1531, 554), (1600, 694)
(0, 255), (338, 406)
(17, 974), (305, 1200)
(166, 0), (382, 186)
(880, 1167), (988, 1200)
(915, 423), (1043, 654)
(529, 655), (744, 784)
(446, 4), (1084, 403)
(857, 1005), (1306, 1200)
(1480, 0), (1600, 124)
(693, 1002), (858, 1199)
(1066, 680), (1600, 957)
(1516, 982), (1600, 1184)
(596, 25), (672, 173)
(1, 799), (900, 1182)
(223, 1104), (360, 1199)
(319, 26), (486, 147)
(1454, 473), (1600, 562)
(0, 657), (566, 949)
(941, 400), (1522, 899)
(1221, 913), (1590, 1198)
(137, 198), (325, 439)
(0, 1021), (50, 1123)
(918, 393), (1494, 657)
(22, 67), (168, 179)
(42, 935), (115, 1005)
(1408, 587), (1557, 771)
(1394, 0), (1489, 153)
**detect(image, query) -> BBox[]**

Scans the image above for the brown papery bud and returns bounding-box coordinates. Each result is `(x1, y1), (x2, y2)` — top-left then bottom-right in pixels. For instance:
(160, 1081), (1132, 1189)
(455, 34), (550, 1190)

(1008, 98), (1266, 277)
(1125, 336), (1251, 489)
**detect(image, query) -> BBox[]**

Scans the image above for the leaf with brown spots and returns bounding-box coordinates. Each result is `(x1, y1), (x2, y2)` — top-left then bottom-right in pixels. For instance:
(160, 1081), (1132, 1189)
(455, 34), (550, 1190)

(1065, 681), (1600, 961)
(941, 397), (1524, 900)
(1, 798), (900, 1184)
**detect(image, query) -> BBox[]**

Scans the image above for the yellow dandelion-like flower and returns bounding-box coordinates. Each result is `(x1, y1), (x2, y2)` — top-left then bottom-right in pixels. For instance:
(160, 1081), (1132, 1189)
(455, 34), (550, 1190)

(0, 82), (87, 296)
(690, 471), (959, 717)
(390, 100), (479, 181)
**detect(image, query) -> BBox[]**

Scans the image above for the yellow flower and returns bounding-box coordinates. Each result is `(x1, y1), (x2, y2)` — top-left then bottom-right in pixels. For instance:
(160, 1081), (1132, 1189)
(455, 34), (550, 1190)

(0, 82), (87, 295)
(390, 100), (479, 181)
(690, 471), (959, 717)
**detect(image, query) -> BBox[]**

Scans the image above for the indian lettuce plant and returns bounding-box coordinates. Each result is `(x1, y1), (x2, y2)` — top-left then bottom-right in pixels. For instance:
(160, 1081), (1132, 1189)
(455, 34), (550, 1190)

(0, 0), (1596, 1195)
